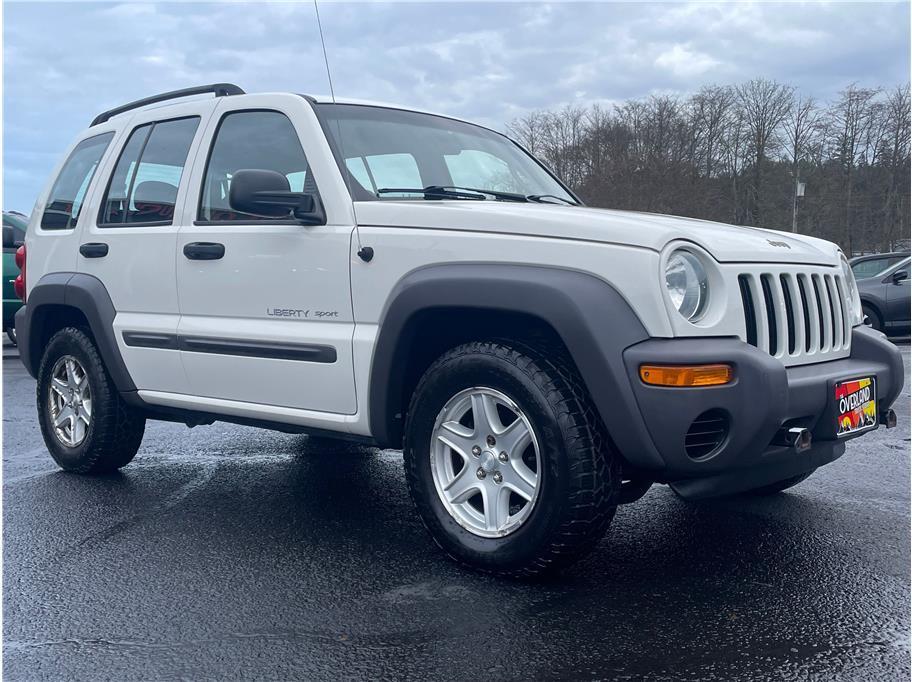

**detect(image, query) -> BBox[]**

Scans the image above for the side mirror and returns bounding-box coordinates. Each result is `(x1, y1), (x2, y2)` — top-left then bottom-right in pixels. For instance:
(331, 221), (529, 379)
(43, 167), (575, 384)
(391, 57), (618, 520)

(891, 270), (908, 285)
(228, 169), (325, 226)
(2, 226), (13, 249)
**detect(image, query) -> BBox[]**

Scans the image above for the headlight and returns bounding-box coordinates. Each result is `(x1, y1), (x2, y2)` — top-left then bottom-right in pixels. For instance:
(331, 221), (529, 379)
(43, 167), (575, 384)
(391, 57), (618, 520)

(840, 256), (863, 325)
(665, 249), (708, 321)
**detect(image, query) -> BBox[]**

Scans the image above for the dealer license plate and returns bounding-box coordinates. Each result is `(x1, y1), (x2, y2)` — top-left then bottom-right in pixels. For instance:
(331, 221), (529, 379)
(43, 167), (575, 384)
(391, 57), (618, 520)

(835, 377), (877, 437)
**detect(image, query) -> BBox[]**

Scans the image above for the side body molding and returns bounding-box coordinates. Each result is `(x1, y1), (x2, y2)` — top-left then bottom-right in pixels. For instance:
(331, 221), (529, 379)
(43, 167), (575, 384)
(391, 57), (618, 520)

(18, 272), (137, 394)
(367, 263), (664, 468)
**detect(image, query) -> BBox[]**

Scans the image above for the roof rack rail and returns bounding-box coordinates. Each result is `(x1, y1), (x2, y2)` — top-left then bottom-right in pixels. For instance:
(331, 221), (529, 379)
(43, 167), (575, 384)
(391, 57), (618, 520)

(90, 83), (245, 127)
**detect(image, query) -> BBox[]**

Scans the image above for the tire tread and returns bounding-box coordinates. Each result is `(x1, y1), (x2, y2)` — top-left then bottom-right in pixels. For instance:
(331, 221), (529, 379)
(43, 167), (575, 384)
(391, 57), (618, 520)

(37, 326), (144, 474)
(404, 339), (620, 578)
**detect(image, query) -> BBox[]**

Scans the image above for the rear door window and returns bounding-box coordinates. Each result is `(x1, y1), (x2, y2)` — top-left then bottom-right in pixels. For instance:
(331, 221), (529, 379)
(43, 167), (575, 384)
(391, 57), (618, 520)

(100, 117), (200, 226)
(40, 132), (114, 230)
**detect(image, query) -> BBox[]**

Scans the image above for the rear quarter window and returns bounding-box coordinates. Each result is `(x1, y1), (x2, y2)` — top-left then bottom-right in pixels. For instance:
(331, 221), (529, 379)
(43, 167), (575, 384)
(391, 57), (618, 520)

(40, 132), (114, 230)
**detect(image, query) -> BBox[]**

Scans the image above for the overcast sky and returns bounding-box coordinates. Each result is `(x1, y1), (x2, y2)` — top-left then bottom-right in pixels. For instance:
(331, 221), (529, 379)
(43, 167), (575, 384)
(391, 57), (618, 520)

(3, 0), (909, 212)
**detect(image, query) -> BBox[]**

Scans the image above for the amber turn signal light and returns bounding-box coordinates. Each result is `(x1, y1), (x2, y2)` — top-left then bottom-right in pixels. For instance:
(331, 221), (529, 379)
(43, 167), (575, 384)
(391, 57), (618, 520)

(639, 364), (732, 387)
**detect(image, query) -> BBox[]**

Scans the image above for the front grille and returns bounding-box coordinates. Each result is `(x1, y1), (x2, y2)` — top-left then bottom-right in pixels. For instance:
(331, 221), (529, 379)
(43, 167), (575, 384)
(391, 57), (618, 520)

(684, 410), (728, 459)
(738, 267), (851, 364)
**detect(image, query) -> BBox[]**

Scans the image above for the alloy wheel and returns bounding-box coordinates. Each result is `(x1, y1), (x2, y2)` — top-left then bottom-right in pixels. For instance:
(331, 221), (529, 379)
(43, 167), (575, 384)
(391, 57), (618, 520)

(430, 387), (541, 538)
(48, 355), (92, 447)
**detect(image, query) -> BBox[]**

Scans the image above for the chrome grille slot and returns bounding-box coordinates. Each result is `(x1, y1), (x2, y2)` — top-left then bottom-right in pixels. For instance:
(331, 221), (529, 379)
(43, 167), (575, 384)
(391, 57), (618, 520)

(796, 275), (814, 352)
(812, 274), (832, 351)
(779, 274), (797, 355)
(738, 275), (758, 347)
(760, 274), (779, 356)
(826, 274), (850, 350)
(835, 275), (852, 346)
(737, 264), (851, 366)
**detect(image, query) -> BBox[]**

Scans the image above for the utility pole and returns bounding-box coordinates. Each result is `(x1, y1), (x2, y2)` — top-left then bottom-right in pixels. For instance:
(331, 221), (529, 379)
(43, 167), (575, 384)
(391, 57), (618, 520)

(792, 177), (805, 233)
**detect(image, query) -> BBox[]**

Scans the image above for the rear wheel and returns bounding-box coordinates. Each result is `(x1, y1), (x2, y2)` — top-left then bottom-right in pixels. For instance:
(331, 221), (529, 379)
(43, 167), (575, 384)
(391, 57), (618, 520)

(37, 327), (145, 473)
(403, 341), (620, 577)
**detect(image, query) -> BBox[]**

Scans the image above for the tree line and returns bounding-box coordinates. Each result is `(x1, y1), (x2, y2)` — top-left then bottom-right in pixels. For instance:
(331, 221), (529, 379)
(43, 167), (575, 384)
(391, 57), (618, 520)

(508, 79), (911, 255)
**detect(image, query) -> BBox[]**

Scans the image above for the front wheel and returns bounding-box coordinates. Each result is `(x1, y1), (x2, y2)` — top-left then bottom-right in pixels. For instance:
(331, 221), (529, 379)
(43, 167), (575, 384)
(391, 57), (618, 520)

(863, 304), (884, 332)
(37, 327), (145, 473)
(403, 341), (620, 577)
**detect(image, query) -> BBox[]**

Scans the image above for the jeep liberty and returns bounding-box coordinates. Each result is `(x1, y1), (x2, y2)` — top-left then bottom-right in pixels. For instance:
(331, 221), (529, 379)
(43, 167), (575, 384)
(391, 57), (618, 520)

(15, 85), (903, 576)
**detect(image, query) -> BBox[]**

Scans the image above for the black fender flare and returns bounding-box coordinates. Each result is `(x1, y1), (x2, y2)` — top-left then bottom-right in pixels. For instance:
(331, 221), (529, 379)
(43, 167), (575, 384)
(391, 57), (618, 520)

(17, 272), (136, 394)
(367, 263), (665, 468)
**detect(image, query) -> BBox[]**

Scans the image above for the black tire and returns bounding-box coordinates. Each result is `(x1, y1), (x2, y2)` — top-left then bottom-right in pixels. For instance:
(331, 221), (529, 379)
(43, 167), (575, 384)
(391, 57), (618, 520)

(744, 471), (813, 496)
(37, 326), (145, 474)
(6, 327), (17, 346)
(863, 304), (884, 332)
(403, 341), (620, 577)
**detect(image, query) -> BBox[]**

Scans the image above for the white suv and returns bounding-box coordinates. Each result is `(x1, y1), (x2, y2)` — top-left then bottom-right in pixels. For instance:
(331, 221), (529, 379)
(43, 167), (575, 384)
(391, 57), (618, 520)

(15, 84), (903, 576)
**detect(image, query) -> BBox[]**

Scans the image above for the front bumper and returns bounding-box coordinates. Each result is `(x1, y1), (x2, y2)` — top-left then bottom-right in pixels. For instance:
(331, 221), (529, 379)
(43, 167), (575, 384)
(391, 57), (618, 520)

(618, 325), (903, 499)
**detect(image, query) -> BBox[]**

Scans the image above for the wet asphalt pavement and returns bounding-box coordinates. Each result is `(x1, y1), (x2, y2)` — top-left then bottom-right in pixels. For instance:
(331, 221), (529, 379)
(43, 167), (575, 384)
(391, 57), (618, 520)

(3, 342), (909, 681)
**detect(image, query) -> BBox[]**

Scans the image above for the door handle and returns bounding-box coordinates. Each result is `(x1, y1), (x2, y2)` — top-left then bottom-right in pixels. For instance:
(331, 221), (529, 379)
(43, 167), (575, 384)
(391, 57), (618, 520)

(183, 242), (225, 260)
(79, 242), (108, 258)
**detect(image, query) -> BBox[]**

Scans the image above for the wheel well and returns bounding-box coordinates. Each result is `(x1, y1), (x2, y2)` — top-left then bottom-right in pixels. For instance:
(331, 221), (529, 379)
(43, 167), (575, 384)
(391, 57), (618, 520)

(860, 299), (883, 323)
(387, 307), (576, 448)
(27, 304), (91, 371)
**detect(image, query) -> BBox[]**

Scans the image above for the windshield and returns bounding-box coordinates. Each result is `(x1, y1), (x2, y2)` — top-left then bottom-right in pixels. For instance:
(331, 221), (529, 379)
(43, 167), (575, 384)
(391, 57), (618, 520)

(852, 254), (907, 279)
(316, 104), (576, 203)
(877, 257), (911, 278)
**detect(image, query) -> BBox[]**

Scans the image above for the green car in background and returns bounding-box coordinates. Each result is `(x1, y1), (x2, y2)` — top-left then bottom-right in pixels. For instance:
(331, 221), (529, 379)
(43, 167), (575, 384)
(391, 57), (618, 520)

(3, 211), (27, 345)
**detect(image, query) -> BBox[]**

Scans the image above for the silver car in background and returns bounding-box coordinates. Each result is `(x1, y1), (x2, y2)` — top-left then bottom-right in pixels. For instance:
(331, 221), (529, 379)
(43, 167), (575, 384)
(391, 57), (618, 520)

(857, 256), (911, 333)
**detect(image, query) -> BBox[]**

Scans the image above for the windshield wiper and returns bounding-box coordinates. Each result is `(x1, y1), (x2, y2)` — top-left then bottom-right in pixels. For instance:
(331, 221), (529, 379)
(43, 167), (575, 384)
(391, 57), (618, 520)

(377, 186), (487, 200)
(377, 186), (532, 202)
(448, 187), (529, 202)
(527, 194), (577, 206)
(377, 186), (578, 205)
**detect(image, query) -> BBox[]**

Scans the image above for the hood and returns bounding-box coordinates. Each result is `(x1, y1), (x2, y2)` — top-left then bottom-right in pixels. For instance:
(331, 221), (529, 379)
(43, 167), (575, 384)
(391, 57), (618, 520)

(354, 201), (840, 265)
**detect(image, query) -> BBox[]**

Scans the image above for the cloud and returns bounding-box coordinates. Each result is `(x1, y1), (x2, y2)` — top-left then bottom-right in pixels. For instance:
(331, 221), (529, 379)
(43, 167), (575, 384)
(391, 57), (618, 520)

(3, 0), (909, 211)
(655, 44), (722, 78)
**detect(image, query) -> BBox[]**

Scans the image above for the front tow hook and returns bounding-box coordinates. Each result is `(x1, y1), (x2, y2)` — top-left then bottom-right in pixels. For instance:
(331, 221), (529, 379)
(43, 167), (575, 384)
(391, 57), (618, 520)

(772, 427), (813, 453)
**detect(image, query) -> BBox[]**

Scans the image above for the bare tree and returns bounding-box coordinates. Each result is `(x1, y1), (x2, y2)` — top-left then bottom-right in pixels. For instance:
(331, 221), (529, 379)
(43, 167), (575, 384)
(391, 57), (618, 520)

(720, 107), (750, 224)
(879, 85), (911, 249)
(505, 80), (911, 253)
(782, 94), (821, 232)
(691, 85), (735, 178)
(829, 84), (881, 252)
(736, 78), (794, 224)
(506, 110), (546, 154)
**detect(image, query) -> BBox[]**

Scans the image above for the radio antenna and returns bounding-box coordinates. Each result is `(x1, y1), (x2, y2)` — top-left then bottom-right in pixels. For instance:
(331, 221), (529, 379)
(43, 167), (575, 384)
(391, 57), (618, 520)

(313, 0), (373, 262)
